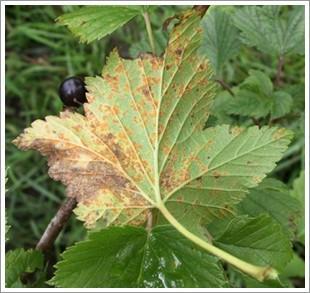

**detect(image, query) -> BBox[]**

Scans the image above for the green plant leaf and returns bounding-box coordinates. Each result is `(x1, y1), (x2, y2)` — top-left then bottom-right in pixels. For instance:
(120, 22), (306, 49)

(14, 8), (292, 282)
(5, 249), (43, 288)
(290, 170), (305, 243)
(214, 214), (293, 271)
(230, 267), (289, 288)
(57, 6), (141, 44)
(225, 70), (292, 119)
(237, 178), (301, 238)
(281, 252), (305, 278)
(270, 91), (293, 119)
(233, 5), (305, 56)
(50, 225), (228, 288)
(201, 6), (241, 76)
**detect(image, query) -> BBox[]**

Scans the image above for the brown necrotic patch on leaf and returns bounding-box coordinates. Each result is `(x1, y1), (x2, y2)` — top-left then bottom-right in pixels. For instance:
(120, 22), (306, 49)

(13, 111), (151, 228)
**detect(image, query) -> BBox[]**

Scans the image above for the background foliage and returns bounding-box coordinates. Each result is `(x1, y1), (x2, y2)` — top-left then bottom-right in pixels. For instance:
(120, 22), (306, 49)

(5, 5), (305, 288)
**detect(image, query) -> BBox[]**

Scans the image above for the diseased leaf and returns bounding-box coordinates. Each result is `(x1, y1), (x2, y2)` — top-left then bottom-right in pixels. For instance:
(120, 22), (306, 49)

(57, 6), (141, 44)
(51, 225), (228, 288)
(214, 215), (293, 271)
(6, 249), (43, 288)
(14, 8), (221, 230)
(14, 8), (293, 283)
(233, 6), (305, 56)
(201, 6), (241, 76)
(237, 178), (301, 238)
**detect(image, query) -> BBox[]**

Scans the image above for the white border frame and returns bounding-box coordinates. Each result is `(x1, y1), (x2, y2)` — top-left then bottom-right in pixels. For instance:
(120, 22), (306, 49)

(1, 1), (309, 292)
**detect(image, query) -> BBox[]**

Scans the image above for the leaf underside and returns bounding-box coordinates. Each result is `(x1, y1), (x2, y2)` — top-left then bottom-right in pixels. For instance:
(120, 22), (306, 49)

(14, 8), (292, 234)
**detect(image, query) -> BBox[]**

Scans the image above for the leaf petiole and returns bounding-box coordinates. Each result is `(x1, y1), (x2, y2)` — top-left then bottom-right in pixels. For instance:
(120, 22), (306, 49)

(142, 11), (156, 55)
(157, 201), (278, 282)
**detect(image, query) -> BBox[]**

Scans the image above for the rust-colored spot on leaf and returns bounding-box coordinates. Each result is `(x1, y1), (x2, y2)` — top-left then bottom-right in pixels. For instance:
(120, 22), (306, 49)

(175, 48), (183, 56)
(212, 171), (221, 179)
(272, 128), (287, 140)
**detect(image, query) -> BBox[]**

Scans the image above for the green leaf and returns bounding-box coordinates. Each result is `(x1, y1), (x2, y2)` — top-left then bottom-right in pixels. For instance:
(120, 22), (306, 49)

(214, 214), (293, 271)
(233, 5), (305, 56)
(51, 225), (228, 288)
(271, 91), (293, 119)
(281, 252), (305, 278)
(57, 6), (141, 43)
(285, 83), (305, 111)
(5, 249), (43, 288)
(201, 6), (241, 76)
(290, 170), (305, 243)
(225, 70), (292, 119)
(14, 8), (293, 282)
(237, 178), (301, 238)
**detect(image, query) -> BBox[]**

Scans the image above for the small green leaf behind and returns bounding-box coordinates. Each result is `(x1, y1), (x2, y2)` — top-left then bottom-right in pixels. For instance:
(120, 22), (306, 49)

(6, 249), (43, 288)
(221, 70), (293, 119)
(233, 6), (305, 56)
(281, 252), (305, 279)
(50, 225), (228, 288)
(201, 6), (241, 76)
(57, 6), (141, 44)
(214, 214), (293, 271)
(237, 178), (301, 239)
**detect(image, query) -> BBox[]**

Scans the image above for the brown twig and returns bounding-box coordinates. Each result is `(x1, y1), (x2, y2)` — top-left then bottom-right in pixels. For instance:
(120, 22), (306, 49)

(215, 79), (235, 97)
(251, 117), (261, 127)
(275, 55), (285, 87)
(36, 197), (77, 253)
